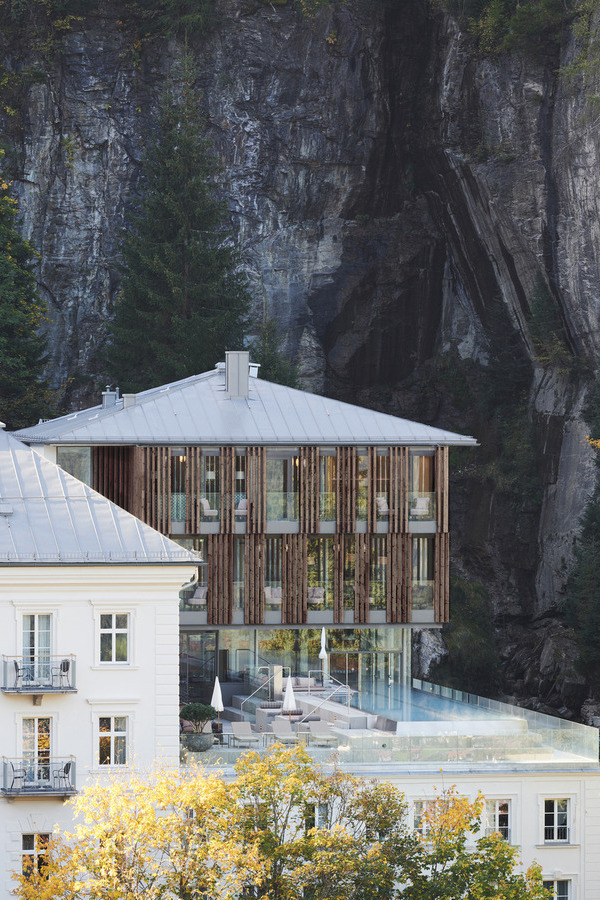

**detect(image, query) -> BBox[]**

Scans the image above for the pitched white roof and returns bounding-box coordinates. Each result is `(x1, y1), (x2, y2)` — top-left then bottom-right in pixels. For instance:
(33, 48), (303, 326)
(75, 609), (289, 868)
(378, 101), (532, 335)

(0, 428), (199, 565)
(13, 369), (477, 447)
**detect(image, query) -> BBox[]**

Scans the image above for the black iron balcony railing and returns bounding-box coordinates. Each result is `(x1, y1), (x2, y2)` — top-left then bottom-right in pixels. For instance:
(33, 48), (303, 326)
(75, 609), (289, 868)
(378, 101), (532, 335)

(2, 756), (76, 797)
(2, 655), (76, 694)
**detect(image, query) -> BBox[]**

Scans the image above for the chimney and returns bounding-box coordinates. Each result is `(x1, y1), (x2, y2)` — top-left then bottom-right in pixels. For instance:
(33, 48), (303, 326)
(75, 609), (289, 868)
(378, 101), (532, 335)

(225, 350), (250, 399)
(102, 386), (117, 408)
(122, 394), (137, 409)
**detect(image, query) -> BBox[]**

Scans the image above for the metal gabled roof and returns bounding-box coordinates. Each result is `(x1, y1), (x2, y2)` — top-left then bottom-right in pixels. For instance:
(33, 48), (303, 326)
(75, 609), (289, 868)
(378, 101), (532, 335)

(13, 369), (477, 448)
(0, 429), (199, 566)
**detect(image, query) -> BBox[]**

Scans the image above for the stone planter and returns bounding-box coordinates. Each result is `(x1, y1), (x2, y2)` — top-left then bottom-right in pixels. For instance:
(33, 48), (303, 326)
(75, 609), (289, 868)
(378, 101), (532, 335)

(182, 732), (214, 752)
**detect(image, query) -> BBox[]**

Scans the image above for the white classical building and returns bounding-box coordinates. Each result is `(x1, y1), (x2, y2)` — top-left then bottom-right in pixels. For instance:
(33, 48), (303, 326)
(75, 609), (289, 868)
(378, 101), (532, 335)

(0, 426), (197, 895)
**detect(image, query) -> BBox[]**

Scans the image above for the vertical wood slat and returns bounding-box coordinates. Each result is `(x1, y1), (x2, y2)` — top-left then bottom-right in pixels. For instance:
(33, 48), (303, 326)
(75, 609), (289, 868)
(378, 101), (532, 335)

(244, 534), (264, 625)
(405, 534), (413, 623)
(434, 532), (450, 623)
(247, 447), (265, 534)
(185, 447), (199, 533)
(354, 534), (370, 624)
(206, 534), (233, 625)
(389, 446), (409, 533)
(299, 447), (318, 533)
(435, 446), (449, 533)
(333, 534), (345, 624)
(220, 446), (235, 534)
(336, 448), (356, 533)
(129, 446), (146, 523)
(139, 447), (170, 532)
(367, 447), (377, 533)
(282, 534), (307, 624)
(387, 533), (402, 623)
(93, 447), (132, 512)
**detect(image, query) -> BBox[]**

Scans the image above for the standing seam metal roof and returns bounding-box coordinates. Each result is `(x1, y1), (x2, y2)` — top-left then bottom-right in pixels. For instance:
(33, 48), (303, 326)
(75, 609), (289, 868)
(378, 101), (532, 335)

(12, 369), (478, 447)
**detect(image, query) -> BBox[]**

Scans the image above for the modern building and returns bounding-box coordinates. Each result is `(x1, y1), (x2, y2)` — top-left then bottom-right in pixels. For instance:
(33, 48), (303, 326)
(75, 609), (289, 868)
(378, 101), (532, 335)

(14, 351), (477, 711)
(0, 426), (197, 894)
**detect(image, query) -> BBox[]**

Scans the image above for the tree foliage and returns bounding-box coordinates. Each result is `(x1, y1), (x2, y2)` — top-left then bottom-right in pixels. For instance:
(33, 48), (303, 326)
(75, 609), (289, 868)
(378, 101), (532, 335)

(15, 745), (546, 900)
(107, 55), (250, 393)
(0, 154), (55, 430)
(250, 318), (299, 387)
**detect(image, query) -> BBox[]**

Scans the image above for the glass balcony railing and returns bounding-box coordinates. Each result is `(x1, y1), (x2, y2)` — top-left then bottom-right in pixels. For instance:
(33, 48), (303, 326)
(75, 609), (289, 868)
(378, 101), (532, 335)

(171, 492), (186, 522)
(319, 492), (336, 521)
(2, 655), (76, 693)
(412, 581), (434, 610)
(266, 491), (299, 521)
(409, 492), (436, 520)
(2, 756), (76, 796)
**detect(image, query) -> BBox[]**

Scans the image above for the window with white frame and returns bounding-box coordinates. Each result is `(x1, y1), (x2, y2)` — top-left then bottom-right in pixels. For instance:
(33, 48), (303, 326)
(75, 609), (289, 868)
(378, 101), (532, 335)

(543, 880), (570, 899)
(99, 613), (129, 663)
(22, 833), (49, 877)
(544, 799), (569, 842)
(304, 802), (328, 832)
(98, 716), (128, 766)
(485, 799), (510, 841)
(413, 800), (435, 836)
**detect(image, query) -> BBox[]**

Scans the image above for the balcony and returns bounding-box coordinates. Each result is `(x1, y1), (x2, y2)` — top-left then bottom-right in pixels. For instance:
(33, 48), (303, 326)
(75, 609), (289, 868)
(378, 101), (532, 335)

(2, 655), (76, 695)
(319, 492), (336, 522)
(2, 756), (76, 798)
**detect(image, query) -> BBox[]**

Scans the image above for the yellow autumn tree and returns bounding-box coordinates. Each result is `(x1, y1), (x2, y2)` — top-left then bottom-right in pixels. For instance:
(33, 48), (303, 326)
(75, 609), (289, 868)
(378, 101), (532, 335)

(14, 745), (547, 900)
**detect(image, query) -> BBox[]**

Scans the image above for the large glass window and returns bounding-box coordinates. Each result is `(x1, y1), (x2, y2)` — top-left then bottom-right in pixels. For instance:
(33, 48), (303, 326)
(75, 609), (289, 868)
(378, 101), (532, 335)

(200, 452), (220, 522)
(357, 453), (368, 520)
(307, 537), (334, 610)
(319, 452), (336, 521)
(344, 536), (356, 609)
(369, 536), (387, 610)
(265, 538), (282, 611)
(171, 449), (186, 522)
(234, 537), (245, 611)
(266, 450), (299, 521)
(409, 451), (436, 520)
(412, 538), (434, 611)
(23, 717), (51, 784)
(543, 881), (569, 900)
(235, 452), (247, 519)
(375, 451), (389, 521)
(100, 614), (129, 663)
(56, 446), (92, 486)
(23, 613), (51, 684)
(98, 716), (127, 766)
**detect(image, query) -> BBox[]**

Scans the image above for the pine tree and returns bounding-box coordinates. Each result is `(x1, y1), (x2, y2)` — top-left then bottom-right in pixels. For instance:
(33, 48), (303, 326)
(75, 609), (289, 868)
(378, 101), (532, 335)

(0, 154), (54, 430)
(107, 56), (250, 393)
(250, 318), (298, 387)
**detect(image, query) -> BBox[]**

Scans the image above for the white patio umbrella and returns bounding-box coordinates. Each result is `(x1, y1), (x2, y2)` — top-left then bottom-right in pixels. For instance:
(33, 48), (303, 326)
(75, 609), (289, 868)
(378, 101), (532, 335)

(211, 675), (224, 726)
(282, 675), (297, 723)
(319, 627), (329, 682)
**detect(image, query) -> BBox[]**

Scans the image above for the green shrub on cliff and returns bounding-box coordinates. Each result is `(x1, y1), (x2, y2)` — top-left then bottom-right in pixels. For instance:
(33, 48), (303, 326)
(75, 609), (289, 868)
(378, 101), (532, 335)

(0, 155), (55, 430)
(107, 55), (249, 393)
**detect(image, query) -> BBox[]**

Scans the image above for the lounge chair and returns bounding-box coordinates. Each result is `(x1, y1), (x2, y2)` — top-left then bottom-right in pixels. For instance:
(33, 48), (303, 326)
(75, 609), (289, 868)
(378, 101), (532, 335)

(188, 586), (208, 607)
(308, 721), (338, 746)
(411, 496), (431, 518)
(200, 498), (218, 520)
(235, 497), (248, 519)
(376, 496), (390, 517)
(231, 721), (260, 747)
(271, 719), (299, 744)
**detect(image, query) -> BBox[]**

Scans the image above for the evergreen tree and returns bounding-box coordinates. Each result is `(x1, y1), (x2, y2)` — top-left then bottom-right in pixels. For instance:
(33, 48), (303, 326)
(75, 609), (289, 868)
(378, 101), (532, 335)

(250, 318), (298, 387)
(0, 154), (54, 430)
(107, 56), (250, 394)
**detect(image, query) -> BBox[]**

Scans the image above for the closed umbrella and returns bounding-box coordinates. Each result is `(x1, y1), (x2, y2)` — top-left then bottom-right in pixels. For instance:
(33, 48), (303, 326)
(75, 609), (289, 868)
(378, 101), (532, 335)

(282, 675), (297, 723)
(211, 675), (224, 726)
(319, 627), (328, 683)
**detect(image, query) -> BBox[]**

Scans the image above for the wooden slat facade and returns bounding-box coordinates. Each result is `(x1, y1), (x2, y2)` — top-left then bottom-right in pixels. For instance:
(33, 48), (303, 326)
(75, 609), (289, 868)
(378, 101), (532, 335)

(245, 534), (264, 625)
(120, 442), (452, 627)
(299, 446), (319, 533)
(434, 532), (450, 623)
(247, 447), (266, 534)
(435, 446), (449, 533)
(336, 447), (356, 533)
(93, 446), (132, 511)
(282, 534), (307, 624)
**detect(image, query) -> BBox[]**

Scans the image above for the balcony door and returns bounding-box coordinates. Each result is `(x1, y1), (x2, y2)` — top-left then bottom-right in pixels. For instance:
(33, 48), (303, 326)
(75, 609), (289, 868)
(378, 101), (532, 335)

(23, 614), (51, 685)
(22, 717), (51, 785)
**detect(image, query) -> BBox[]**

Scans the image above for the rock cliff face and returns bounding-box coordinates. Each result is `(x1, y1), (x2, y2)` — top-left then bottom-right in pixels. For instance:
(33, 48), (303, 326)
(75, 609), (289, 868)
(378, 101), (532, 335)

(3, 0), (600, 714)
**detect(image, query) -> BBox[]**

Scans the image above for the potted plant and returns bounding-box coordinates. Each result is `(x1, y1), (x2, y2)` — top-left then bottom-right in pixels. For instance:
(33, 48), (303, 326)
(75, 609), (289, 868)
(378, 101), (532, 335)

(180, 702), (217, 752)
